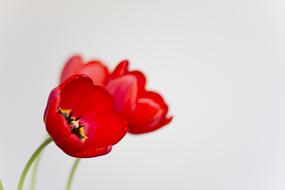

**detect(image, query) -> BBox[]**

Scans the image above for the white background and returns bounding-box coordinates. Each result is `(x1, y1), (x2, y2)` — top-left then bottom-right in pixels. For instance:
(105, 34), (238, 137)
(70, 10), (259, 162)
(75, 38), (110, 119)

(0, 0), (285, 189)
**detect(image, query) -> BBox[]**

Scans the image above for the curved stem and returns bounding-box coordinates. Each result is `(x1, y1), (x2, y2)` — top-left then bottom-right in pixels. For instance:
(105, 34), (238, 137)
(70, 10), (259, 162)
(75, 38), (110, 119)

(30, 136), (50, 190)
(18, 137), (52, 190)
(30, 155), (41, 190)
(66, 158), (81, 190)
(0, 180), (4, 190)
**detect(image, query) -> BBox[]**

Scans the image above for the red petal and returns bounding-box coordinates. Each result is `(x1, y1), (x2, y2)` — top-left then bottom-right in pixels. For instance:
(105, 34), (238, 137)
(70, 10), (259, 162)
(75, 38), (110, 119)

(55, 134), (112, 158)
(127, 91), (172, 134)
(60, 55), (83, 82)
(128, 71), (146, 96)
(110, 60), (129, 78)
(44, 79), (85, 150)
(72, 146), (112, 158)
(59, 75), (94, 109)
(72, 86), (113, 118)
(77, 60), (109, 86)
(44, 87), (60, 123)
(81, 110), (127, 149)
(44, 88), (72, 141)
(106, 74), (138, 113)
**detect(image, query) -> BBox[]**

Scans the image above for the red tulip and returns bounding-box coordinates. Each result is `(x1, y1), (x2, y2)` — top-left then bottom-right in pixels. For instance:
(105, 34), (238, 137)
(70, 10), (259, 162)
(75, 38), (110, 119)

(60, 55), (172, 134)
(44, 75), (127, 158)
(60, 55), (109, 86)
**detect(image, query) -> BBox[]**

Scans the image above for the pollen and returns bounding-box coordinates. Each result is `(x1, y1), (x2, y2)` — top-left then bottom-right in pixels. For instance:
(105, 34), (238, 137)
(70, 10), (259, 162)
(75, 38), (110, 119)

(58, 107), (88, 142)
(70, 120), (80, 129)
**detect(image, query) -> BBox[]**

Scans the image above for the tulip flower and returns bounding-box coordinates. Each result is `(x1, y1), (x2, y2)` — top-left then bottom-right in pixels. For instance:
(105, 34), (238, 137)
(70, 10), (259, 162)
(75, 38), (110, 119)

(17, 55), (173, 190)
(18, 74), (127, 190)
(44, 74), (127, 158)
(60, 55), (172, 134)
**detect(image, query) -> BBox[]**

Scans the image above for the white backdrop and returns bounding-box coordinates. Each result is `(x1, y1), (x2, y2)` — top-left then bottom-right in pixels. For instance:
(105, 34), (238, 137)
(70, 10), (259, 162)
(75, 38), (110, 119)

(0, 0), (285, 189)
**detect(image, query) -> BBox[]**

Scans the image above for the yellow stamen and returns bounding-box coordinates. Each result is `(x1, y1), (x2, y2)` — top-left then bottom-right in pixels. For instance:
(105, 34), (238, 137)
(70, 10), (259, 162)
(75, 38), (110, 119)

(79, 127), (88, 142)
(58, 107), (88, 142)
(70, 120), (79, 129)
(58, 107), (71, 115)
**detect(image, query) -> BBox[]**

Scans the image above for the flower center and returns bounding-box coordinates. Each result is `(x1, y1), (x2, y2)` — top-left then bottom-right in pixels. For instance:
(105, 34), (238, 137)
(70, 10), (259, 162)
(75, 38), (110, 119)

(58, 107), (88, 142)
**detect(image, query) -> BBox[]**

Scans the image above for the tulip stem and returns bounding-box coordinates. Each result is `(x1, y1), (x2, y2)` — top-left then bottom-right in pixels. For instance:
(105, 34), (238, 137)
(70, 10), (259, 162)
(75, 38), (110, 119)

(18, 137), (52, 190)
(29, 152), (41, 190)
(30, 135), (49, 190)
(66, 158), (81, 190)
(0, 180), (4, 190)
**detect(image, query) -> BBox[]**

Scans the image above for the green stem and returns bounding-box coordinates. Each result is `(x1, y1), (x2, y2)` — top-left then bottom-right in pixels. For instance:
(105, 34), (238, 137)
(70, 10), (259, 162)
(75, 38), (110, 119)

(30, 155), (41, 190)
(0, 180), (4, 190)
(66, 158), (81, 190)
(18, 137), (52, 190)
(30, 136), (49, 190)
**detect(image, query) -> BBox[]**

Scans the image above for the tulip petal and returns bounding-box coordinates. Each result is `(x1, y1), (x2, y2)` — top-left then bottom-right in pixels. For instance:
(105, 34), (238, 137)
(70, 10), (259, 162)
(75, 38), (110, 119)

(72, 86), (113, 117)
(44, 88), (72, 141)
(77, 61), (109, 85)
(59, 75), (94, 109)
(55, 134), (112, 158)
(60, 55), (83, 82)
(110, 60), (129, 78)
(128, 71), (147, 96)
(80, 110), (127, 149)
(128, 91), (172, 134)
(72, 146), (112, 158)
(106, 74), (138, 113)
